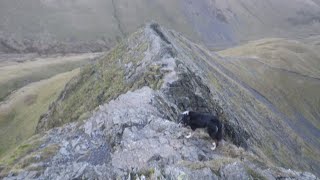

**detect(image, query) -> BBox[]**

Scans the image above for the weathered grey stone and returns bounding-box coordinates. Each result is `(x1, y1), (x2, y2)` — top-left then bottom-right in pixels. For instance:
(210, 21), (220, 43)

(220, 162), (250, 180)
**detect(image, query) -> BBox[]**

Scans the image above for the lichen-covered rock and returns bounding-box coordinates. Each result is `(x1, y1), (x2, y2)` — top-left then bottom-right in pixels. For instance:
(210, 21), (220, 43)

(1, 23), (319, 179)
(220, 162), (250, 180)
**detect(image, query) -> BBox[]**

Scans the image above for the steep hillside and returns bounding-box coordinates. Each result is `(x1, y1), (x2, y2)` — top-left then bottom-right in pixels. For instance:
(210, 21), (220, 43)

(0, 53), (102, 158)
(0, 69), (79, 158)
(218, 38), (320, 78)
(303, 35), (320, 52)
(1, 0), (320, 53)
(0, 53), (101, 102)
(1, 24), (318, 179)
(218, 39), (320, 149)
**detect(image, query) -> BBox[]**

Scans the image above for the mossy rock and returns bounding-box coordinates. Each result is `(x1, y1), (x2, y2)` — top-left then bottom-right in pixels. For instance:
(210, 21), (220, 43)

(245, 167), (268, 180)
(0, 135), (44, 177)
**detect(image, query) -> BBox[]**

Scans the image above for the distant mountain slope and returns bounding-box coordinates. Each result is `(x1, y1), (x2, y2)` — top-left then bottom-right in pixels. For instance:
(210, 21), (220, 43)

(0, 53), (101, 158)
(0, 53), (100, 101)
(1, 0), (320, 53)
(303, 35), (320, 52)
(218, 38), (320, 78)
(0, 69), (79, 158)
(218, 39), (320, 169)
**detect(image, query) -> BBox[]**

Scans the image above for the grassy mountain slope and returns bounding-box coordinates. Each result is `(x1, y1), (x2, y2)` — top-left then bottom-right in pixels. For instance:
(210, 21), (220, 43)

(218, 38), (320, 78)
(0, 53), (100, 102)
(0, 53), (101, 157)
(0, 69), (79, 157)
(218, 38), (320, 157)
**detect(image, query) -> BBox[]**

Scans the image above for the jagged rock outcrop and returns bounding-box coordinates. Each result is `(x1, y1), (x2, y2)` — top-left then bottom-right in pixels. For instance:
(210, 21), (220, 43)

(1, 24), (319, 179)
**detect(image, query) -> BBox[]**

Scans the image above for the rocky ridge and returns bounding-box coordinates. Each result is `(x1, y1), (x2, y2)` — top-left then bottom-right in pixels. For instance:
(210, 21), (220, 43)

(0, 24), (319, 179)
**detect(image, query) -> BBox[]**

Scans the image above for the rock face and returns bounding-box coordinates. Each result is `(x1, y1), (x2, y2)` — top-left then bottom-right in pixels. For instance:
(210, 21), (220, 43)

(1, 24), (319, 179)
